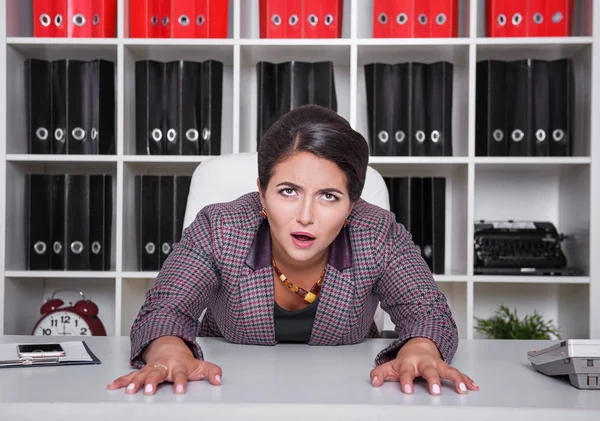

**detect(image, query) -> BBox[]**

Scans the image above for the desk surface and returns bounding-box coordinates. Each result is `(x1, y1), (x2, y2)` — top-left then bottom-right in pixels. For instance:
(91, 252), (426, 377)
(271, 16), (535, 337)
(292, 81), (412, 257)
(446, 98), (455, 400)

(1, 336), (599, 421)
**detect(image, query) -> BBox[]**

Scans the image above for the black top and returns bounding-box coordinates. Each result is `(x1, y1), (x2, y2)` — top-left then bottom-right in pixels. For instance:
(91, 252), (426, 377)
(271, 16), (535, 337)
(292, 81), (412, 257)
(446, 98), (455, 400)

(274, 298), (319, 343)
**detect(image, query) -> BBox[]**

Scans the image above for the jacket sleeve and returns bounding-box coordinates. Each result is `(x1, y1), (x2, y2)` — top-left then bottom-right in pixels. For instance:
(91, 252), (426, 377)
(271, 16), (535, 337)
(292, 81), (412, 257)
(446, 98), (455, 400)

(372, 219), (459, 366)
(129, 207), (222, 368)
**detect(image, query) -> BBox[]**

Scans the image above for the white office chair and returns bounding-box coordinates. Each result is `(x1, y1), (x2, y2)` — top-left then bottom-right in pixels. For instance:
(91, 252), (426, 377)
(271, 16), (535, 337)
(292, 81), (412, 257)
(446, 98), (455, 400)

(182, 152), (391, 334)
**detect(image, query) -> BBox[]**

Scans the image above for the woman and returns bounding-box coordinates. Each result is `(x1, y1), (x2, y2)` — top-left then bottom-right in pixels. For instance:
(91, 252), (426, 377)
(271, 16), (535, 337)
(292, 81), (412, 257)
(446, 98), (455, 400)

(108, 104), (478, 396)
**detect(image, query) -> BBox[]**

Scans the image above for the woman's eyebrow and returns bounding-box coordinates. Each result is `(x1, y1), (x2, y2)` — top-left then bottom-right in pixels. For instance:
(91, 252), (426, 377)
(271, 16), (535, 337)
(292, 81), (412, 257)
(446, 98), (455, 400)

(276, 182), (345, 195)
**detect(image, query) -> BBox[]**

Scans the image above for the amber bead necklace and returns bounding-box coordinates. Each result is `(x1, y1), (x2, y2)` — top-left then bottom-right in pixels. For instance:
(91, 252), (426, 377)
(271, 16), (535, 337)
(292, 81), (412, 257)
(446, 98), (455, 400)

(271, 255), (325, 304)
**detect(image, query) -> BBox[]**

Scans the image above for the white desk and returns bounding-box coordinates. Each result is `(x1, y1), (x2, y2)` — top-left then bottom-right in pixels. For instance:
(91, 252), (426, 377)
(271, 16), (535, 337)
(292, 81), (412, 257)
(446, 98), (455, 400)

(0, 336), (598, 420)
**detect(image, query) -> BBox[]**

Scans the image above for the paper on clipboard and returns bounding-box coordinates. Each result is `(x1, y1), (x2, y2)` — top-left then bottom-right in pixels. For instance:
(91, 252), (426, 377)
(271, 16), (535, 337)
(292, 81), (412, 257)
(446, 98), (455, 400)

(0, 341), (101, 368)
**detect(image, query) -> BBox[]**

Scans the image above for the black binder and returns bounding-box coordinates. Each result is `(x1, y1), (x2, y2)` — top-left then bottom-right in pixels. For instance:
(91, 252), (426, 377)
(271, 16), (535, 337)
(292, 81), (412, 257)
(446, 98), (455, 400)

(392, 63), (410, 156)
(67, 61), (92, 155)
(174, 176), (192, 243)
(506, 59), (532, 156)
(410, 63), (427, 156)
(531, 60), (550, 156)
(180, 61), (202, 155)
(409, 177), (424, 256)
(136, 175), (160, 271)
(422, 177), (446, 274)
(199, 60), (223, 155)
(311, 61), (337, 111)
(257, 61), (279, 148)
(91, 59), (116, 155)
(159, 176), (175, 269)
(50, 175), (66, 270)
(426, 62), (453, 156)
(136, 60), (166, 155)
(548, 58), (574, 156)
(64, 175), (91, 270)
(51, 60), (68, 155)
(26, 175), (52, 269)
(476, 60), (507, 156)
(25, 59), (52, 154)
(165, 61), (181, 155)
(89, 175), (112, 271)
(365, 63), (394, 156)
(387, 176), (410, 229)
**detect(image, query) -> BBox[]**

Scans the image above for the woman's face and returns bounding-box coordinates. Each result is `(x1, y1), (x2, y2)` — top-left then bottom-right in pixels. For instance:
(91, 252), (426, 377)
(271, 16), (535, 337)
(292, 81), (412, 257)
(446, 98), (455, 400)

(258, 151), (354, 268)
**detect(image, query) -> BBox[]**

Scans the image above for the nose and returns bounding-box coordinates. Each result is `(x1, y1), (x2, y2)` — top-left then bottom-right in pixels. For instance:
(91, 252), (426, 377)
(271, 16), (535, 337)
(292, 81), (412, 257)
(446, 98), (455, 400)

(296, 197), (314, 226)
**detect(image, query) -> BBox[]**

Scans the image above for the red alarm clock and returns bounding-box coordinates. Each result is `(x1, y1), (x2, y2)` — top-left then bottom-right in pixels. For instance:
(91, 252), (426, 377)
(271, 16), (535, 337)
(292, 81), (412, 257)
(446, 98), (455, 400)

(32, 289), (107, 336)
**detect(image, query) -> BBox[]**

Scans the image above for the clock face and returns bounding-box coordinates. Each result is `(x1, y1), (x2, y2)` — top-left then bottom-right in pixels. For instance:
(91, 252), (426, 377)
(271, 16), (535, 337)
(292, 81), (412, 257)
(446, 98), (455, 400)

(34, 311), (92, 336)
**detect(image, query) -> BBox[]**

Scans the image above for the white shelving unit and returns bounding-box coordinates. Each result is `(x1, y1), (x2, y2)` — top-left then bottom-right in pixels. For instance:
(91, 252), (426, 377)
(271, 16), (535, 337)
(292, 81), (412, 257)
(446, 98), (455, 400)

(1, 0), (598, 342)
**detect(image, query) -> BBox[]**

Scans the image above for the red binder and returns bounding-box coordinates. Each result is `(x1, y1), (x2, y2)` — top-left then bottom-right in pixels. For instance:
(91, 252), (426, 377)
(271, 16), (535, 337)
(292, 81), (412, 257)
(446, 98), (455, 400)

(130, 0), (156, 38)
(55, 0), (69, 37)
(526, 0), (545, 37)
(429, 0), (458, 37)
(285, 0), (303, 38)
(172, 0), (197, 38)
(373, 0), (393, 38)
(303, 0), (320, 38)
(260, 0), (287, 38)
(208, 0), (229, 38)
(319, 0), (343, 38)
(156, 0), (171, 38)
(545, 0), (573, 37)
(91, 0), (117, 38)
(413, 0), (430, 37)
(33, 0), (55, 37)
(67, 0), (93, 37)
(487, 0), (508, 37)
(391, 0), (415, 38)
(505, 0), (526, 37)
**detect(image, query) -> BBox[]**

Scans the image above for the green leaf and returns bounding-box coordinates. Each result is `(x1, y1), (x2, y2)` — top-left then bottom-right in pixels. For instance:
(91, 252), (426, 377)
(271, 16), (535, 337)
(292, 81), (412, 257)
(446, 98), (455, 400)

(474, 304), (560, 340)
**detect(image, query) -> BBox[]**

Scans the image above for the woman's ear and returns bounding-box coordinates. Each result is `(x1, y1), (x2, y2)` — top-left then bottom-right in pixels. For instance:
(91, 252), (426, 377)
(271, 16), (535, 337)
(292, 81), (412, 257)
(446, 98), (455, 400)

(256, 178), (265, 207)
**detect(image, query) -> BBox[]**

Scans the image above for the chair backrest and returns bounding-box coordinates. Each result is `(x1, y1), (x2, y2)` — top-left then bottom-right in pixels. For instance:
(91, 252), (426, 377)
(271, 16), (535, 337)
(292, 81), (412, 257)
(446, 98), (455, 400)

(183, 152), (390, 230)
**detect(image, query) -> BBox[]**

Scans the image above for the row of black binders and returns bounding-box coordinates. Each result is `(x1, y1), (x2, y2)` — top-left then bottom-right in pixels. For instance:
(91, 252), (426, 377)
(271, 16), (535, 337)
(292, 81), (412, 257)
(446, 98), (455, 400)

(476, 58), (573, 157)
(257, 61), (337, 148)
(365, 62), (453, 157)
(25, 59), (115, 155)
(136, 60), (223, 156)
(385, 176), (446, 274)
(136, 175), (192, 271)
(26, 174), (112, 271)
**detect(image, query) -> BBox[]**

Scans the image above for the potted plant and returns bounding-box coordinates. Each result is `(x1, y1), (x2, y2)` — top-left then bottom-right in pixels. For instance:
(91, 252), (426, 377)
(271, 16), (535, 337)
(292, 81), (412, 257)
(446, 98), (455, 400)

(474, 304), (561, 339)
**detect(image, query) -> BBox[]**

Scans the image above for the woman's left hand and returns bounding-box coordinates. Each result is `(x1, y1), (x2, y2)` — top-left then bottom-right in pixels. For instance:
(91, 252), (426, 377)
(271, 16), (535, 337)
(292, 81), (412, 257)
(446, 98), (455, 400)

(369, 337), (479, 395)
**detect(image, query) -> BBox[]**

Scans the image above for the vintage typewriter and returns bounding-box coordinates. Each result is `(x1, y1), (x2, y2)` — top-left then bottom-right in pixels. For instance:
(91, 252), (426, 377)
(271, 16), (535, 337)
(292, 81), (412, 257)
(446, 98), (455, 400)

(474, 220), (575, 275)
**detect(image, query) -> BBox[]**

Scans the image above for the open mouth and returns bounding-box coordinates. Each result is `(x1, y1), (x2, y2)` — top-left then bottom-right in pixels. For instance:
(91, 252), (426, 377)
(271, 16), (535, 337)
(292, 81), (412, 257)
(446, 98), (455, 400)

(292, 234), (314, 242)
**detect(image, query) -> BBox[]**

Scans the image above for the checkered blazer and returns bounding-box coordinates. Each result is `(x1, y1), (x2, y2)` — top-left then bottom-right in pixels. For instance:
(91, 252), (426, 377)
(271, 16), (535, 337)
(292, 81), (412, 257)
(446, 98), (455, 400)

(129, 191), (459, 368)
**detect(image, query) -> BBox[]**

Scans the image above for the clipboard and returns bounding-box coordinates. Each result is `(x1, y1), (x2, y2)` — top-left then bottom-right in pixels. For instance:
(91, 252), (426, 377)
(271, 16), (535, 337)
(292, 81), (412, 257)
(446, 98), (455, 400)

(0, 341), (101, 369)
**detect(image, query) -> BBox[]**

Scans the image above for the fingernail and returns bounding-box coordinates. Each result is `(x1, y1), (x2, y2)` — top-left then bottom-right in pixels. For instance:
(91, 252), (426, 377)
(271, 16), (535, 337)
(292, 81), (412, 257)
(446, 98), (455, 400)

(432, 384), (441, 395)
(404, 384), (412, 394)
(215, 374), (222, 384)
(371, 376), (378, 385)
(145, 384), (153, 394)
(459, 382), (467, 392)
(126, 383), (135, 391)
(176, 384), (184, 393)
(472, 382), (478, 388)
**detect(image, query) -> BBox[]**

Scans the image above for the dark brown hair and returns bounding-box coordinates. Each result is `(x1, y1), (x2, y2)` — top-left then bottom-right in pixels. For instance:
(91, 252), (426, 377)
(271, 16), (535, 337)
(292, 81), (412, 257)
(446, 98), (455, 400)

(258, 105), (369, 203)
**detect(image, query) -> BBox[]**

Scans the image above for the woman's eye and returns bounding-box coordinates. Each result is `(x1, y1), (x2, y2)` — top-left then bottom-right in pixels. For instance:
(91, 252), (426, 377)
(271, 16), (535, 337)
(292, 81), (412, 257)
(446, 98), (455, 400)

(281, 188), (295, 195)
(323, 193), (337, 201)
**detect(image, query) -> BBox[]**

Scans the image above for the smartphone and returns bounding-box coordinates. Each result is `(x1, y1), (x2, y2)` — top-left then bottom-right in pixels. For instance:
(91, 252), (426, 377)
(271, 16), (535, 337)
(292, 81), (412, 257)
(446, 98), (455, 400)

(16, 343), (66, 358)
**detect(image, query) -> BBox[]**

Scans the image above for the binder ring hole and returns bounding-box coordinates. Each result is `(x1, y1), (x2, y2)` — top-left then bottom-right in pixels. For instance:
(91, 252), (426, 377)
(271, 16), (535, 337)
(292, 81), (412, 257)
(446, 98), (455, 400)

(395, 130), (406, 143)
(536, 129), (547, 142)
(93, 14), (100, 25)
(552, 11), (564, 23)
(40, 14), (51, 27)
(197, 15), (206, 25)
(73, 13), (86, 27)
(91, 241), (102, 255)
(162, 243), (171, 255)
(377, 130), (389, 143)
(497, 14), (506, 26)
(416, 130), (426, 143)
(436, 13), (446, 25)
(418, 14), (428, 25)
(53, 241), (63, 254)
(397, 13), (408, 25)
(71, 241), (84, 255)
(202, 128), (211, 140)
(145, 242), (156, 254)
(424, 245), (432, 258)
(36, 127), (49, 140)
(553, 129), (565, 142)
(308, 14), (318, 26)
(533, 13), (543, 24)
(91, 128), (98, 140)
(289, 14), (299, 26)
(325, 14), (334, 26)
(167, 128), (177, 142)
(271, 14), (281, 26)
(512, 13), (522, 26)
(151, 16), (158, 26)
(34, 241), (47, 255)
(151, 128), (163, 142)
(179, 15), (190, 26)
(511, 129), (524, 142)
(431, 130), (441, 143)
(55, 128), (65, 142)
(378, 13), (388, 24)
(492, 129), (504, 141)
(186, 129), (199, 142)
(55, 14), (63, 27)
(162, 16), (169, 26)
(72, 127), (86, 141)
